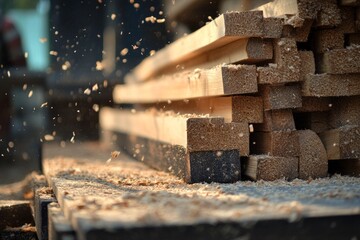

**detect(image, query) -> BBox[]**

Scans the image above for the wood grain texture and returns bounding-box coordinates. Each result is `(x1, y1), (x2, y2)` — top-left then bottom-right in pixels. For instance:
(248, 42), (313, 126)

(255, 109), (296, 132)
(294, 97), (332, 112)
(244, 155), (298, 181)
(154, 95), (263, 124)
(114, 65), (257, 104)
(125, 11), (265, 83)
(298, 130), (328, 179)
(258, 38), (301, 84)
(299, 51), (315, 81)
(317, 46), (360, 74)
(100, 107), (249, 154)
(319, 125), (360, 160)
(251, 130), (300, 157)
(260, 85), (302, 110)
(302, 74), (360, 97)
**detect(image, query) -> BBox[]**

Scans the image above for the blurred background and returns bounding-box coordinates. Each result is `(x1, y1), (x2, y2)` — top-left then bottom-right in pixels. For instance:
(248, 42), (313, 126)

(0, 0), (172, 184)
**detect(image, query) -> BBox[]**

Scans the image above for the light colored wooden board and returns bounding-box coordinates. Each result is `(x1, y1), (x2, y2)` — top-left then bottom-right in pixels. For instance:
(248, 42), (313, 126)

(113, 64), (257, 104)
(244, 155), (298, 181)
(100, 107), (249, 153)
(125, 11), (265, 83)
(152, 95), (263, 124)
(298, 130), (328, 180)
(302, 74), (360, 97)
(317, 46), (360, 74)
(319, 125), (360, 160)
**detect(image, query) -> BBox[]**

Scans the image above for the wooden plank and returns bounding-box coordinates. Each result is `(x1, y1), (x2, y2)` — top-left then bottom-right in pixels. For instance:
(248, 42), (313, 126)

(319, 125), (360, 160)
(260, 85), (302, 110)
(34, 187), (56, 240)
(317, 46), (360, 74)
(329, 96), (360, 128)
(298, 130), (328, 180)
(255, 109), (296, 132)
(244, 155), (298, 181)
(220, 0), (270, 13)
(258, 38), (301, 84)
(0, 201), (35, 230)
(251, 130), (300, 157)
(294, 97), (332, 112)
(302, 74), (360, 97)
(113, 64), (258, 104)
(42, 143), (360, 239)
(100, 108), (249, 154)
(172, 38), (273, 74)
(154, 95), (264, 124)
(299, 51), (315, 81)
(48, 203), (76, 240)
(313, 28), (345, 54)
(282, 19), (313, 42)
(309, 112), (330, 133)
(125, 11), (265, 83)
(114, 132), (241, 183)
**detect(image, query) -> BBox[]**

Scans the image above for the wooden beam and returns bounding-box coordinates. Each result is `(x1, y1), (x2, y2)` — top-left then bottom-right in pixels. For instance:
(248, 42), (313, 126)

(258, 38), (301, 84)
(113, 132), (241, 183)
(100, 107), (249, 154)
(317, 46), (360, 74)
(299, 51), (315, 82)
(170, 37), (273, 74)
(329, 96), (360, 128)
(319, 125), (360, 160)
(294, 97), (332, 112)
(125, 11), (265, 83)
(153, 95), (264, 124)
(255, 109), (296, 132)
(251, 130), (300, 157)
(302, 74), (360, 97)
(114, 64), (258, 104)
(48, 203), (76, 240)
(244, 155), (298, 181)
(260, 85), (302, 110)
(313, 28), (345, 54)
(298, 130), (328, 180)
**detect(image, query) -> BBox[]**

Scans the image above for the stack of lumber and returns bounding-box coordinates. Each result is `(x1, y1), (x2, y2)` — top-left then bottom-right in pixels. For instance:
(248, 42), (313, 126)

(100, 0), (360, 183)
(33, 143), (360, 240)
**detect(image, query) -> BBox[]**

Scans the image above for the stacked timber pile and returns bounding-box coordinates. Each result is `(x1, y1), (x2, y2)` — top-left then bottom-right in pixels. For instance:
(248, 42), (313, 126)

(100, 0), (360, 183)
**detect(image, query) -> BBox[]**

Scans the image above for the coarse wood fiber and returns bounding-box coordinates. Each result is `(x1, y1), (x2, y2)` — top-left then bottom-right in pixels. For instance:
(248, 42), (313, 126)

(260, 84), (302, 110)
(258, 38), (301, 84)
(294, 97), (332, 112)
(302, 74), (360, 97)
(329, 96), (360, 128)
(317, 46), (360, 74)
(298, 130), (328, 179)
(251, 130), (300, 157)
(319, 125), (360, 160)
(255, 109), (296, 132)
(244, 155), (298, 181)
